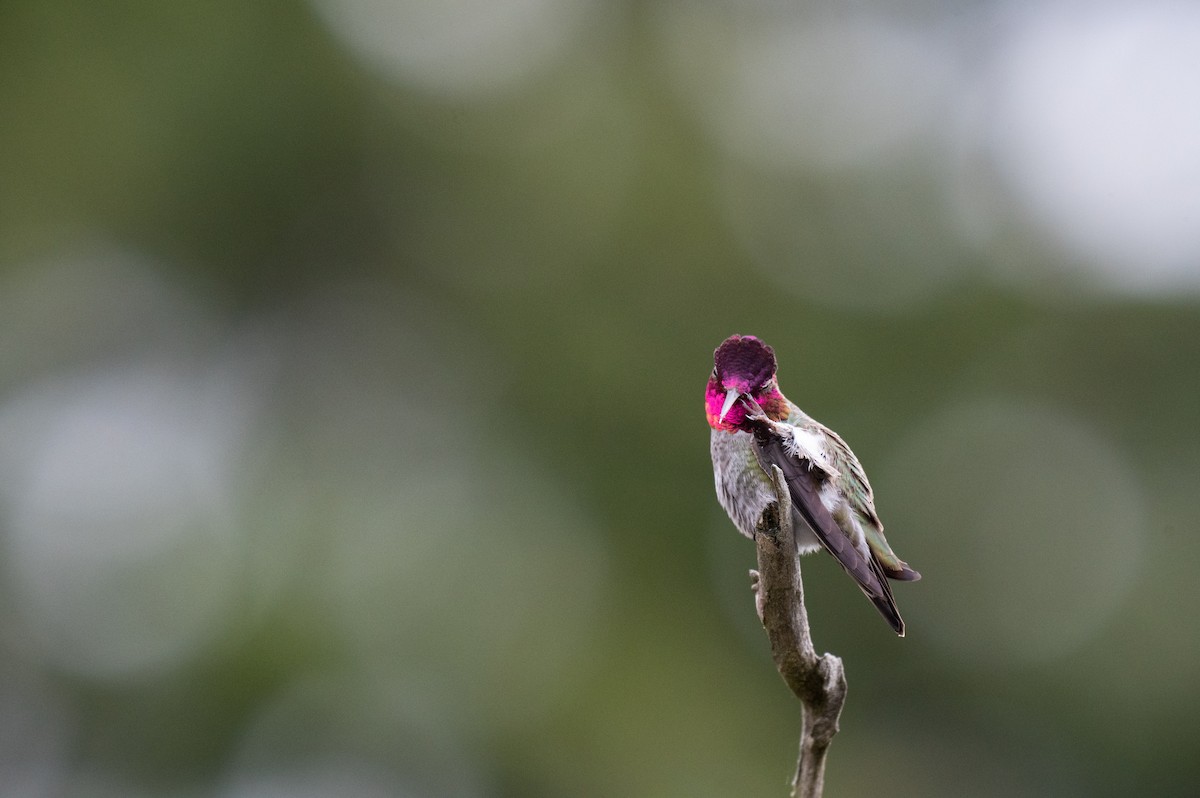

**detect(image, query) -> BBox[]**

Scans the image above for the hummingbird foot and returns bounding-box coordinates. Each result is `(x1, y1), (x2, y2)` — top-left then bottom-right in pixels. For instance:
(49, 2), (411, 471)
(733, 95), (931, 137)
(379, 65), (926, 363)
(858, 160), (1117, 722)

(749, 569), (765, 622)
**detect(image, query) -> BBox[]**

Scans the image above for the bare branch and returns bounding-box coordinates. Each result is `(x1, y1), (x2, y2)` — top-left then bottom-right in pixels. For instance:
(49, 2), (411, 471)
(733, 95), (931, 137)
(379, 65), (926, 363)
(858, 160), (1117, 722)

(750, 464), (847, 798)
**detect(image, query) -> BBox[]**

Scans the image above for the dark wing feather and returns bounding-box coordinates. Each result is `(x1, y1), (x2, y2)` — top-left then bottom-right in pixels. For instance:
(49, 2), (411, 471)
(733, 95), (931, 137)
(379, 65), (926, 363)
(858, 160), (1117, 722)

(796, 413), (922, 582)
(752, 425), (906, 636)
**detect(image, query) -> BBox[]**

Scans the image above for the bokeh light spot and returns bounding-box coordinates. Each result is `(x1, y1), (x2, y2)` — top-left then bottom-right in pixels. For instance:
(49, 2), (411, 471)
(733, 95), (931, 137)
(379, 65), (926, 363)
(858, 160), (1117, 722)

(309, 0), (599, 98)
(660, 8), (958, 171)
(247, 286), (611, 732)
(881, 398), (1145, 665)
(222, 674), (486, 798)
(719, 161), (963, 312)
(990, 1), (1200, 291)
(0, 366), (246, 679)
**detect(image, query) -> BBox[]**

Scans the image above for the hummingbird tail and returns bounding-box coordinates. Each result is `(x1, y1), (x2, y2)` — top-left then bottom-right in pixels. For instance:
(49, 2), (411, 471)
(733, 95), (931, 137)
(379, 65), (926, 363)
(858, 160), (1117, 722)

(865, 527), (922, 581)
(883, 562), (922, 582)
(866, 556), (906, 636)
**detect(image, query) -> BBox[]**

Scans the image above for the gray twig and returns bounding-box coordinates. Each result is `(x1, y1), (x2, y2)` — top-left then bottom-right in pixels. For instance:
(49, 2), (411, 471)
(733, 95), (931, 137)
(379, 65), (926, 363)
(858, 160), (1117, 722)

(750, 464), (847, 798)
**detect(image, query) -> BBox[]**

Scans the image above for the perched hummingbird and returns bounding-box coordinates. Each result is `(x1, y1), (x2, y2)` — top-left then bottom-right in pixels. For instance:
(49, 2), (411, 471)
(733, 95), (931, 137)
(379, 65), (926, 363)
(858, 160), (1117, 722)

(706, 334), (920, 635)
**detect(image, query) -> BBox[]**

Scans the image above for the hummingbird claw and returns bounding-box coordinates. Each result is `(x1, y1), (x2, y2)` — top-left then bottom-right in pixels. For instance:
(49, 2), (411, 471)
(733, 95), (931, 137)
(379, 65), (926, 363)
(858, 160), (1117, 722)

(750, 569), (765, 622)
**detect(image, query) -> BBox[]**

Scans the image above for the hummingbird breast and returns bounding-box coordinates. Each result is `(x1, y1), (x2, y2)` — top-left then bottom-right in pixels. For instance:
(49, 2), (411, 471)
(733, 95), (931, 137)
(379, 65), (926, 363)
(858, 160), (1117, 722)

(710, 428), (821, 552)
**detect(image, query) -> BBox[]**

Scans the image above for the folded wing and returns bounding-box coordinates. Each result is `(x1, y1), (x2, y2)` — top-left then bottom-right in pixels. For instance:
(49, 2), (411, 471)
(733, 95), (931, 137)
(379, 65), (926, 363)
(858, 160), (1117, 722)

(751, 423), (906, 636)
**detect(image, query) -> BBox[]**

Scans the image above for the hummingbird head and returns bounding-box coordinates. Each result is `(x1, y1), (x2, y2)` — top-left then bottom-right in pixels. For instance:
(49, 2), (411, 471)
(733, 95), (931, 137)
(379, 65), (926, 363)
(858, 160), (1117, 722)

(705, 334), (789, 431)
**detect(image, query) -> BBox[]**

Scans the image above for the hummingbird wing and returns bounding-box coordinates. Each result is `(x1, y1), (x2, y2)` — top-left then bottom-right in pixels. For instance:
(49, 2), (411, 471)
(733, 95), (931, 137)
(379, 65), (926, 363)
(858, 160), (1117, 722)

(750, 423), (907, 636)
(802, 419), (921, 583)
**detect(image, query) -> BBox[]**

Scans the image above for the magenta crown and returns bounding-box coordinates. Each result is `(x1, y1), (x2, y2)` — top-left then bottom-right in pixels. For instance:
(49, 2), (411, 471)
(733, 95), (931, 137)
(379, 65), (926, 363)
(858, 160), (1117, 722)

(713, 334), (776, 387)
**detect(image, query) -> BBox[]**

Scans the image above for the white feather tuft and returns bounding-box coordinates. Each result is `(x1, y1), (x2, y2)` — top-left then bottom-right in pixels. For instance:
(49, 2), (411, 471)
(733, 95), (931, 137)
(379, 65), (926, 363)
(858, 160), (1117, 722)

(781, 426), (839, 477)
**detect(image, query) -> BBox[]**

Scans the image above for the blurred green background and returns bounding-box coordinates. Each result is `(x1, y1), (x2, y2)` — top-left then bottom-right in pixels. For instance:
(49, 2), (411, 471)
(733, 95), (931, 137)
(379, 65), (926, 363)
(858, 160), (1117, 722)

(2, 1), (1199, 796)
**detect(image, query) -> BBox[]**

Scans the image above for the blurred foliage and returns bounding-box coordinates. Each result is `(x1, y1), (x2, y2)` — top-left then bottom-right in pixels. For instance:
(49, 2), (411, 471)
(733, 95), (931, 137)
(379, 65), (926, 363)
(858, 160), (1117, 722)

(1, 1), (1199, 797)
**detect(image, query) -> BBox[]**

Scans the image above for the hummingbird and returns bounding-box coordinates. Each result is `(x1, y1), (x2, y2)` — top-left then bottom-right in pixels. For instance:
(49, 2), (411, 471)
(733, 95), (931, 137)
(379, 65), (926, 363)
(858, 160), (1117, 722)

(705, 334), (920, 636)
